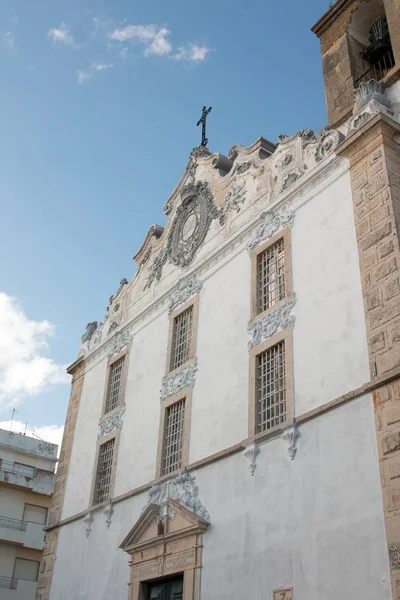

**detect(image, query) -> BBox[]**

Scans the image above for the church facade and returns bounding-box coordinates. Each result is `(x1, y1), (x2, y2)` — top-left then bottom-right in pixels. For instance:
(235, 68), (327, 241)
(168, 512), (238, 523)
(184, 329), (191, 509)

(37, 1), (400, 599)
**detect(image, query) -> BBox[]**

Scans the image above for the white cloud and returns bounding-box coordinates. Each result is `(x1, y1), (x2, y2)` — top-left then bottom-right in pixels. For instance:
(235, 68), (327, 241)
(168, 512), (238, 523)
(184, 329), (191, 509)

(0, 420), (64, 451)
(78, 62), (114, 84)
(0, 292), (69, 408)
(4, 32), (14, 50)
(144, 28), (171, 56)
(174, 44), (210, 62)
(119, 47), (128, 60)
(109, 24), (172, 57)
(48, 23), (74, 46)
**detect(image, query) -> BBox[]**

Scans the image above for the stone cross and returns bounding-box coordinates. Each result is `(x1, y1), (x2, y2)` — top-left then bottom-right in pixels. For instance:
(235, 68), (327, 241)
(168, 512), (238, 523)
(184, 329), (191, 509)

(196, 106), (212, 147)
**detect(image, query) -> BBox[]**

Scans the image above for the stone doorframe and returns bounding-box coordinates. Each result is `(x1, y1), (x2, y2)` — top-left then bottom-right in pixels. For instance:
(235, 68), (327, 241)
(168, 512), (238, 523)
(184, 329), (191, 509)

(120, 499), (209, 600)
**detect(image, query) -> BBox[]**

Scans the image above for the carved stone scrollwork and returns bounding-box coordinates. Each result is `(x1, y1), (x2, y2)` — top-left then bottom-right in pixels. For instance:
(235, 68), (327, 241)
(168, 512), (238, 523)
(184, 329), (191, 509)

(143, 470), (210, 522)
(235, 161), (252, 174)
(146, 181), (220, 289)
(103, 503), (114, 528)
(282, 172), (300, 191)
(281, 424), (299, 460)
(315, 127), (344, 162)
(107, 330), (132, 359)
(248, 296), (296, 349)
(81, 322), (98, 344)
(219, 181), (247, 225)
(169, 276), (203, 315)
(246, 209), (295, 253)
(161, 361), (197, 400)
(278, 129), (319, 146)
(83, 512), (93, 538)
(354, 79), (388, 113)
(242, 442), (259, 475)
(98, 406), (125, 439)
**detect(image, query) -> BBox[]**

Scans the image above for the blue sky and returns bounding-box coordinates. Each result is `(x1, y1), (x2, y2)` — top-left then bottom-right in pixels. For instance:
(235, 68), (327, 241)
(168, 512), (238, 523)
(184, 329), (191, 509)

(0, 0), (329, 445)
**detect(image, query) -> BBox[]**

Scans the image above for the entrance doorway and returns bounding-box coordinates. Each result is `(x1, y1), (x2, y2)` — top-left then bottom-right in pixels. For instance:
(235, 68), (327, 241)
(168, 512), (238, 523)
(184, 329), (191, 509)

(148, 575), (183, 600)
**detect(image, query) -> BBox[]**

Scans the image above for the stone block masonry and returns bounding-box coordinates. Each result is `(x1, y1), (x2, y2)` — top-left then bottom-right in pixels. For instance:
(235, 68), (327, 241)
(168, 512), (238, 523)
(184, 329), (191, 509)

(337, 112), (400, 600)
(36, 358), (85, 600)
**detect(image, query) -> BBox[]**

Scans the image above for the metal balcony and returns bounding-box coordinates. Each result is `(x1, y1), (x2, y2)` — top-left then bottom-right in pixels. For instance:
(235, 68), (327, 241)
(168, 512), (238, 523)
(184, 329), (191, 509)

(355, 49), (395, 85)
(0, 577), (18, 590)
(0, 516), (27, 532)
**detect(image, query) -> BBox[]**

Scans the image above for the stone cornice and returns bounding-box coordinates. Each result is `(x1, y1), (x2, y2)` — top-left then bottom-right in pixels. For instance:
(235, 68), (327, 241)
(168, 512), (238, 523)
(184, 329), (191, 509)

(311, 0), (355, 37)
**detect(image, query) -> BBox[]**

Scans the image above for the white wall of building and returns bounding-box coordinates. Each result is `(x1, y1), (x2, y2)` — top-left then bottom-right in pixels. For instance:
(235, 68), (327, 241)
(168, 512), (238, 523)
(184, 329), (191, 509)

(61, 163), (370, 518)
(50, 395), (391, 600)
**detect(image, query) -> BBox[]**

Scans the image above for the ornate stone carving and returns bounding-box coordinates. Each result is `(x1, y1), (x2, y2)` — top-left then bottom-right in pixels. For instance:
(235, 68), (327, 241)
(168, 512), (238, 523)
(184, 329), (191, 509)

(389, 542), (400, 571)
(235, 161), (252, 174)
(141, 246), (152, 266)
(98, 406), (125, 439)
(169, 276), (203, 315)
(315, 126), (344, 162)
(248, 296), (296, 348)
(81, 322), (98, 344)
(279, 153), (293, 168)
(354, 79), (388, 113)
(83, 512), (93, 538)
(36, 441), (57, 456)
(107, 330), (132, 359)
(103, 503), (114, 528)
(161, 362), (197, 400)
(164, 550), (196, 574)
(281, 425), (299, 460)
(278, 128), (318, 146)
(282, 172), (300, 191)
(132, 560), (161, 581)
(146, 181), (220, 288)
(143, 470), (210, 522)
(219, 182), (246, 225)
(242, 442), (259, 475)
(246, 209), (295, 253)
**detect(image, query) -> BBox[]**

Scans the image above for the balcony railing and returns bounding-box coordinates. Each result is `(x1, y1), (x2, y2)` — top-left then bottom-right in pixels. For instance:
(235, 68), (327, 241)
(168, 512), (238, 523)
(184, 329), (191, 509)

(0, 516), (27, 532)
(0, 577), (18, 590)
(355, 50), (395, 85)
(0, 460), (35, 478)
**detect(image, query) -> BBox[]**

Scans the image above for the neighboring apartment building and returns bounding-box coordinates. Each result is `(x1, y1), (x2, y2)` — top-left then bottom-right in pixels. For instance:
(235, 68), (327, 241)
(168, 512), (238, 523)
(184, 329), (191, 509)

(0, 428), (58, 600)
(37, 1), (400, 599)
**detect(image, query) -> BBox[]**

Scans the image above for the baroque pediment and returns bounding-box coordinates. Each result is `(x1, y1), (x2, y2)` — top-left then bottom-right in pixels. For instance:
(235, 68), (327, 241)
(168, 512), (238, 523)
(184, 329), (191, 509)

(120, 499), (209, 553)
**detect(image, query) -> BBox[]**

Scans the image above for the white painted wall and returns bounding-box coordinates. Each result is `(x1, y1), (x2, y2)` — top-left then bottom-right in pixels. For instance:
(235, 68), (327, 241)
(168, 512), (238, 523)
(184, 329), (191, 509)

(50, 396), (391, 600)
(292, 170), (370, 414)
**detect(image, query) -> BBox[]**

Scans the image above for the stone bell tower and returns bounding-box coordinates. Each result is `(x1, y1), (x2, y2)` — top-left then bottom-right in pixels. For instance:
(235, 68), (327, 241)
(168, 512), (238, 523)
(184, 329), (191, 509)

(312, 0), (400, 127)
(313, 3), (400, 600)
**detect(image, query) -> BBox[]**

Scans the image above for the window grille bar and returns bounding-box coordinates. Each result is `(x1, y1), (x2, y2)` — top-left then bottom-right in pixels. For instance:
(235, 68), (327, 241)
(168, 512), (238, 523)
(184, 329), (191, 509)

(0, 516), (27, 532)
(94, 438), (115, 504)
(105, 357), (125, 414)
(355, 49), (395, 85)
(256, 341), (286, 433)
(162, 399), (185, 475)
(170, 307), (193, 371)
(257, 239), (285, 314)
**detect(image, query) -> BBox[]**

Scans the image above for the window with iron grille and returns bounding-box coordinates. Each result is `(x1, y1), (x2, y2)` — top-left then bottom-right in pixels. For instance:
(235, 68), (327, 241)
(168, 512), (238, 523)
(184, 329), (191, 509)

(170, 307), (193, 371)
(256, 238), (285, 314)
(256, 341), (286, 433)
(94, 438), (115, 505)
(162, 399), (186, 475)
(105, 357), (125, 414)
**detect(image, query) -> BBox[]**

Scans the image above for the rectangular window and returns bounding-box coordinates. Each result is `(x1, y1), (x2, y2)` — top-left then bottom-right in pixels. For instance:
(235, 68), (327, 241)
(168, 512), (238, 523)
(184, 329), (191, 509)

(170, 307), (193, 371)
(257, 238), (285, 314)
(13, 558), (40, 582)
(105, 356), (125, 414)
(23, 504), (48, 525)
(256, 341), (286, 433)
(162, 399), (186, 475)
(94, 438), (115, 505)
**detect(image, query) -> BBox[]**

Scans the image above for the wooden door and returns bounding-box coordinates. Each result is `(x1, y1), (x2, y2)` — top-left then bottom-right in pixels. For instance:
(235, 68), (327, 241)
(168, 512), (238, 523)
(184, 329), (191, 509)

(148, 576), (183, 600)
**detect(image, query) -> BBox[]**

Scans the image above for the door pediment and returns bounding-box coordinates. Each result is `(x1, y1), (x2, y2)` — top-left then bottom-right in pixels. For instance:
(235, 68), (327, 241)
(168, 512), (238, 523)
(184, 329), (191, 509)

(120, 499), (209, 553)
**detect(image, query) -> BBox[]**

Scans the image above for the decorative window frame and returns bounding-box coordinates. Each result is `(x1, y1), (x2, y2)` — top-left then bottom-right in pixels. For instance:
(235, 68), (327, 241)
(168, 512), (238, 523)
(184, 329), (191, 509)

(248, 326), (294, 440)
(249, 226), (293, 323)
(165, 296), (199, 378)
(101, 347), (129, 418)
(89, 428), (121, 509)
(156, 387), (193, 479)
